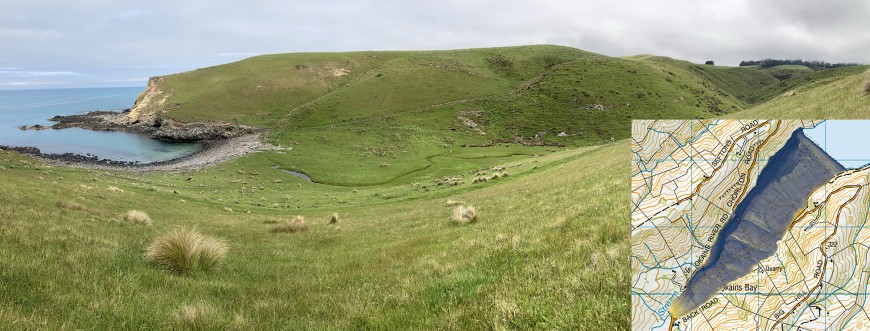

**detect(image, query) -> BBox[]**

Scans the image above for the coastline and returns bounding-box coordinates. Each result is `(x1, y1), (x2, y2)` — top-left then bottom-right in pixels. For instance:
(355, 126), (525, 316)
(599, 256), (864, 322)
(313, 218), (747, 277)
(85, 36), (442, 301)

(3, 109), (267, 172)
(1, 133), (266, 172)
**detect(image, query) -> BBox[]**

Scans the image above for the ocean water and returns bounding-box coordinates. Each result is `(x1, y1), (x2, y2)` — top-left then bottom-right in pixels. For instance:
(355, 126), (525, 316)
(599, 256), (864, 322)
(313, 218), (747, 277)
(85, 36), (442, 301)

(803, 120), (870, 169)
(0, 87), (200, 163)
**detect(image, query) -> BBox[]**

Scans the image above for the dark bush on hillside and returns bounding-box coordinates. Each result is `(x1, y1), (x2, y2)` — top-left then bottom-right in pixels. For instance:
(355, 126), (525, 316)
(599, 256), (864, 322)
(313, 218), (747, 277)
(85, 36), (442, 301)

(704, 61), (714, 65)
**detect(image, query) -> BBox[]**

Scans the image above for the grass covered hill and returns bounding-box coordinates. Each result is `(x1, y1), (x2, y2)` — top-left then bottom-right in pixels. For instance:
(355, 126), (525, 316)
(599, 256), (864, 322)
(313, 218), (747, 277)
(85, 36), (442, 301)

(129, 45), (855, 186)
(0, 45), (867, 329)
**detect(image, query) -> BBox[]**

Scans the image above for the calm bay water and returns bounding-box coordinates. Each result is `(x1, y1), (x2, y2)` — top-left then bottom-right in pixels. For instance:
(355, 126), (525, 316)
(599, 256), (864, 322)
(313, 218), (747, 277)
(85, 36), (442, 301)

(0, 87), (200, 163)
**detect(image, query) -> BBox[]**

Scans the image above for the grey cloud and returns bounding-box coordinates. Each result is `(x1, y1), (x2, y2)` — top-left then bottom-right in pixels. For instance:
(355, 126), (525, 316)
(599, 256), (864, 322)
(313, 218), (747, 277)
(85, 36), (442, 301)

(1, 0), (868, 89)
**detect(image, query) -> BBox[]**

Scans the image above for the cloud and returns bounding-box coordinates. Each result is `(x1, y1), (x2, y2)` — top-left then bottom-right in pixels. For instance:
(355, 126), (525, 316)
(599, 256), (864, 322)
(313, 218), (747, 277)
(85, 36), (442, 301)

(0, 0), (868, 89)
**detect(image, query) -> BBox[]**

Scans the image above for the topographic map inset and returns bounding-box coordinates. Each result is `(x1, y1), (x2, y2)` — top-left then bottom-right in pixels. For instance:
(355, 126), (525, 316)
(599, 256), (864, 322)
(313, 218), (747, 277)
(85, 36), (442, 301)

(632, 120), (870, 330)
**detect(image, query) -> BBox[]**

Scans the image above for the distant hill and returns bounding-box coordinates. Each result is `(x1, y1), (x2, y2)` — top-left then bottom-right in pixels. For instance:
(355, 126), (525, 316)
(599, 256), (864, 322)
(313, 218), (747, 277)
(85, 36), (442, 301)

(739, 58), (860, 70)
(118, 45), (869, 184)
(128, 45), (823, 148)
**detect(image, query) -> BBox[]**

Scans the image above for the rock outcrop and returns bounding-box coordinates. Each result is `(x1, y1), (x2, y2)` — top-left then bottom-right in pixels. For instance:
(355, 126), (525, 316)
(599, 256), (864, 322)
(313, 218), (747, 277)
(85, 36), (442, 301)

(48, 111), (257, 143)
(127, 77), (172, 126)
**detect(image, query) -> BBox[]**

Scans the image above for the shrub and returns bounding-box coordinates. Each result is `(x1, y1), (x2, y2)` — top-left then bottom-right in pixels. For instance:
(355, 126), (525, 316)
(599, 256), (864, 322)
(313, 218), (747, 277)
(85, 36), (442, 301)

(56, 200), (86, 211)
(124, 210), (152, 225)
(451, 205), (478, 223)
(274, 215), (308, 233)
(145, 227), (228, 274)
(329, 213), (339, 224)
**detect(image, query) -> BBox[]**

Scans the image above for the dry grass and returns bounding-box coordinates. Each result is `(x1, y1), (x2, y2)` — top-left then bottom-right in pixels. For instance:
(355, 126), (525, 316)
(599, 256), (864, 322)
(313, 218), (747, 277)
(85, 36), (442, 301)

(274, 215), (308, 233)
(863, 74), (870, 95)
(55, 200), (86, 211)
(174, 303), (213, 329)
(124, 210), (152, 225)
(145, 227), (228, 274)
(106, 186), (124, 193)
(451, 205), (478, 223)
(329, 213), (340, 224)
(197, 237), (230, 271)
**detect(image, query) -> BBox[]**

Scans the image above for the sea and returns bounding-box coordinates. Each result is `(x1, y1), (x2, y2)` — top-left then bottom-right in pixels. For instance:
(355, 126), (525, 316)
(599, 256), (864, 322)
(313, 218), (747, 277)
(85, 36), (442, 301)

(0, 87), (200, 163)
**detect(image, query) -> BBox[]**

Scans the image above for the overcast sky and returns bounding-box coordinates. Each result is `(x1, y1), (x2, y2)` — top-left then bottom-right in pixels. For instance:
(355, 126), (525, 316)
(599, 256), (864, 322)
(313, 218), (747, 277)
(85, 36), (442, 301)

(2, 0), (868, 89)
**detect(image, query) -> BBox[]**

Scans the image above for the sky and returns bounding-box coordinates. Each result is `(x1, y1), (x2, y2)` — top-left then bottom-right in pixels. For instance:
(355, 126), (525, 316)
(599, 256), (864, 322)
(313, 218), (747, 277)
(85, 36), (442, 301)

(2, 0), (869, 89)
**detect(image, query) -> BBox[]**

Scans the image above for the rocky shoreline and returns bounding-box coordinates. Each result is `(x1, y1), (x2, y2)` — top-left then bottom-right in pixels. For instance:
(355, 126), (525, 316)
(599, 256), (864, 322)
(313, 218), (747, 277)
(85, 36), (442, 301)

(0, 133), (266, 172)
(5, 110), (267, 171)
(44, 110), (258, 142)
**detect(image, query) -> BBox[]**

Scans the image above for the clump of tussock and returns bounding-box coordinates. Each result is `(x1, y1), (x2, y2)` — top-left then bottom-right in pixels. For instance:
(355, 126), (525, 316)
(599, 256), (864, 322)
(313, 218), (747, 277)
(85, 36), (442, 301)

(329, 213), (339, 224)
(451, 205), (478, 223)
(145, 227), (229, 274)
(224, 207), (233, 213)
(174, 303), (214, 329)
(445, 199), (463, 206)
(273, 215), (308, 233)
(124, 210), (152, 225)
(56, 200), (86, 211)
(107, 186), (124, 193)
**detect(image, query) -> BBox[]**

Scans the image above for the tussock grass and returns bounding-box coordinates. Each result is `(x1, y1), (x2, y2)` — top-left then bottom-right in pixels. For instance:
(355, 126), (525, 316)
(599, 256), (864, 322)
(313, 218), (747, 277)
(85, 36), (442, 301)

(174, 303), (215, 330)
(55, 200), (85, 211)
(329, 213), (339, 224)
(863, 73), (870, 95)
(451, 205), (478, 223)
(145, 227), (228, 274)
(124, 210), (152, 225)
(273, 215), (308, 233)
(197, 237), (230, 271)
(106, 186), (123, 193)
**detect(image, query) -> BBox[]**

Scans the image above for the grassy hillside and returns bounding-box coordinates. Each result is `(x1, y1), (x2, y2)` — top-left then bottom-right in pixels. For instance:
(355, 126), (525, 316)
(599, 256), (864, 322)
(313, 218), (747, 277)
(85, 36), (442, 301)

(728, 67), (870, 118)
(1, 45), (866, 329)
(625, 55), (780, 103)
(0, 142), (628, 330)
(140, 46), (811, 186)
(741, 65), (869, 104)
(763, 64), (813, 80)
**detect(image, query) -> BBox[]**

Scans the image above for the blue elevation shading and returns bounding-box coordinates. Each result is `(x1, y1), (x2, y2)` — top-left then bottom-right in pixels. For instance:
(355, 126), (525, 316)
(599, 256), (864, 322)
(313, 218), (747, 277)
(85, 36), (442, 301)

(672, 128), (845, 316)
